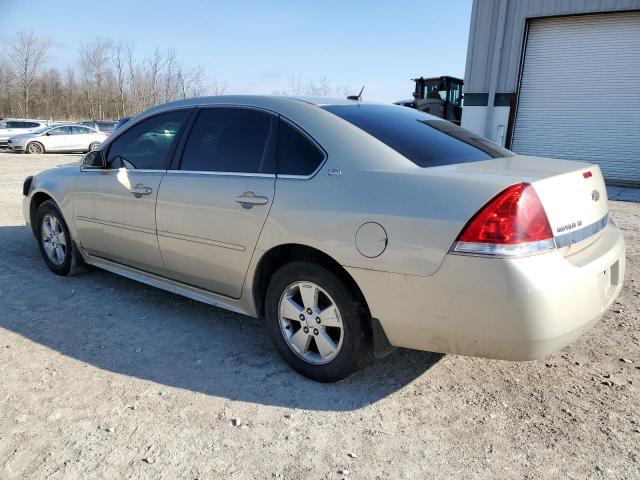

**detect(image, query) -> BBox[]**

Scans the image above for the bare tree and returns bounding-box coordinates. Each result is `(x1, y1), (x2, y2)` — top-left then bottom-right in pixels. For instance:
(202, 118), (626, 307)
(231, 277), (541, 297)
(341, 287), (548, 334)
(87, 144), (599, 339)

(211, 80), (228, 96)
(289, 73), (303, 95)
(319, 76), (331, 96)
(6, 32), (50, 117)
(146, 47), (163, 106)
(111, 41), (127, 117)
(1, 34), (213, 121)
(163, 48), (180, 103)
(79, 38), (112, 118)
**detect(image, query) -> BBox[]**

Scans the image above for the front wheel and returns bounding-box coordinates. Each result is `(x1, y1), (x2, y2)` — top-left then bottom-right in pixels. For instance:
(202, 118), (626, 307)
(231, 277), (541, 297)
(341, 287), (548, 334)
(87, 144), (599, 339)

(35, 200), (87, 276)
(265, 261), (371, 382)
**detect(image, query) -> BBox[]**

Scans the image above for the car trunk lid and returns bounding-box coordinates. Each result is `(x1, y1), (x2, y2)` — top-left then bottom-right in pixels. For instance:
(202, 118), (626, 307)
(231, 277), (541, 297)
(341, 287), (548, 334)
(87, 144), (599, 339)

(442, 155), (609, 255)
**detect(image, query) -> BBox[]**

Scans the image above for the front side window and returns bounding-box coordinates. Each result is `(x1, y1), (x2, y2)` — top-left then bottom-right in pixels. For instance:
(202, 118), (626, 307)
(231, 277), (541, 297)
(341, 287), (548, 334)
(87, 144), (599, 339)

(322, 104), (513, 168)
(48, 126), (72, 136)
(277, 120), (325, 176)
(107, 109), (190, 170)
(179, 108), (276, 173)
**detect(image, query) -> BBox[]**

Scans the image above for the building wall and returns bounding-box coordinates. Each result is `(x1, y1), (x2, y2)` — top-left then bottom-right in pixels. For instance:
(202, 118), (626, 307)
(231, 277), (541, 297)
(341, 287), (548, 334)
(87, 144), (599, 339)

(461, 0), (640, 143)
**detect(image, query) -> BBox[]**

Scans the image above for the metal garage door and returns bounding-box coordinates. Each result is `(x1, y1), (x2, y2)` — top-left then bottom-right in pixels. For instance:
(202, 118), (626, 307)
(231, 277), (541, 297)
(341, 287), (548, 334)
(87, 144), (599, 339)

(512, 12), (640, 184)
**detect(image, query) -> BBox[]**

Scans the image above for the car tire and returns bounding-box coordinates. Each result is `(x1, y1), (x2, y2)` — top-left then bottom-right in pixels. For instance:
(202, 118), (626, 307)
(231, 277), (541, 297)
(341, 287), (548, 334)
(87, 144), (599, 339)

(88, 142), (101, 152)
(35, 200), (88, 276)
(26, 142), (44, 154)
(265, 261), (371, 382)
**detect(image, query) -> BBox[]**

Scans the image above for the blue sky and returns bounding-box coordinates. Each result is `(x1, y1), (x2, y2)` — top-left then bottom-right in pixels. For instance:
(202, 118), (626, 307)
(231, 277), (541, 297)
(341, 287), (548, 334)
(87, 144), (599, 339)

(2, 0), (472, 103)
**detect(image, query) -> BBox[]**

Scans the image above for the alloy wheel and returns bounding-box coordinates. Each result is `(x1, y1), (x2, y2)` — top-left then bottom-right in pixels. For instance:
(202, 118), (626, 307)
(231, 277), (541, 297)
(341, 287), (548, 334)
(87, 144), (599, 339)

(28, 143), (43, 154)
(278, 281), (344, 365)
(41, 214), (67, 265)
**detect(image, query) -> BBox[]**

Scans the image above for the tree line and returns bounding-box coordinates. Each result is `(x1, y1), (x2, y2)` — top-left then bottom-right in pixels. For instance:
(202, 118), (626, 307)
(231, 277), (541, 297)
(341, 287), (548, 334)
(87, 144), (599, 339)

(0, 32), (221, 121)
(0, 32), (350, 123)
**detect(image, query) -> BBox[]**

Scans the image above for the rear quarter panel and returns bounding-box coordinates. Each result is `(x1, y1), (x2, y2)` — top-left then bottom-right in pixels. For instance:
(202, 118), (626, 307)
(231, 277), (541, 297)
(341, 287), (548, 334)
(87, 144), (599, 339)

(253, 106), (519, 277)
(255, 104), (604, 279)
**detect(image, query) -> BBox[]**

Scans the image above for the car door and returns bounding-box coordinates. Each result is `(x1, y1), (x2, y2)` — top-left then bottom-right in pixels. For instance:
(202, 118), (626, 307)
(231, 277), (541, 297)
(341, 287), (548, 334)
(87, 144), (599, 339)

(155, 107), (277, 298)
(71, 125), (93, 150)
(74, 109), (192, 273)
(43, 126), (73, 151)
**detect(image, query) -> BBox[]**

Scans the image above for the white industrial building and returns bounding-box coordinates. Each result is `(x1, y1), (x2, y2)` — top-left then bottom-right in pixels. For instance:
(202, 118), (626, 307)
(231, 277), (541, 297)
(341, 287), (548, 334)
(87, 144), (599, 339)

(462, 0), (640, 184)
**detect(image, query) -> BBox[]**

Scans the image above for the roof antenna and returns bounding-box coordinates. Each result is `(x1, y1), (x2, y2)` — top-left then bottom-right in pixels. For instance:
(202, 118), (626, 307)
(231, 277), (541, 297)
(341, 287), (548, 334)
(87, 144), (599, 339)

(347, 85), (365, 102)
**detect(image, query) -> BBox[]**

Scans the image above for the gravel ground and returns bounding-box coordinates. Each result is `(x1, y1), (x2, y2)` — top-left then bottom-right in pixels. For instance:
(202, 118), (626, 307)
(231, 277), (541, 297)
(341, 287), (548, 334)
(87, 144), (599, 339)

(0, 152), (639, 479)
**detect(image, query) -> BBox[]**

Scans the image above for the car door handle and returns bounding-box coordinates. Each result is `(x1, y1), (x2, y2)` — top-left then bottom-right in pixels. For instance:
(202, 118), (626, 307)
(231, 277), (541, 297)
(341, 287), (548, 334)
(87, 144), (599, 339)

(236, 192), (269, 208)
(131, 184), (153, 197)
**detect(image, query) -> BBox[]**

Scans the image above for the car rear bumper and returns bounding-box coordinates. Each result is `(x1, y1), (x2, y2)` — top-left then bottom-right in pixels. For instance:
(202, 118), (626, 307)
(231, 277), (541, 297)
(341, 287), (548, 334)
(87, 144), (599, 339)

(347, 221), (625, 360)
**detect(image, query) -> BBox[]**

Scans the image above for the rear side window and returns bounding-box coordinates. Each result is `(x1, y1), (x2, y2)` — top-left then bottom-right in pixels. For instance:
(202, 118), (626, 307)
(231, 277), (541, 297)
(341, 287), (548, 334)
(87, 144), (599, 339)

(48, 126), (72, 135)
(277, 120), (325, 176)
(7, 121), (38, 128)
(97, 121), (116, 131)
(72, 126), (93, 134)
(179, 108), (276, 174)
(322, 104), (513, 168)
(107, 109), (190, 170)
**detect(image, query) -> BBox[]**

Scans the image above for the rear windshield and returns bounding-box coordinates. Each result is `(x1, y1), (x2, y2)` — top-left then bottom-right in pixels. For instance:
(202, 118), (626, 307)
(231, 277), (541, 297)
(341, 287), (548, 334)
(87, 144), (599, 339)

(322, 104), (514, 168)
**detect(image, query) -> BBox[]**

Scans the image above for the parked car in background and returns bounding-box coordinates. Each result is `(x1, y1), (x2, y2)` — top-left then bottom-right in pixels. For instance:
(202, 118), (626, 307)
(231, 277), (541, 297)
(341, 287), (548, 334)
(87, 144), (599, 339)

(114, 117), (131, 131)
(21, 96), (625, 382)
(79, 120), (117, 136)
(0, 119), (49, 148)
(9, 124), (106, 154)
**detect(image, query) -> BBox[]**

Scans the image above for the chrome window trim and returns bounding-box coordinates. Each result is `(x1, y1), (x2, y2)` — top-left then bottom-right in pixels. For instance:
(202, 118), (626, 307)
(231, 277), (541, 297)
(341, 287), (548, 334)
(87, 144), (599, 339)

(98, 103), (327, 180)
(80, 166), (167, 173)
(165, 170), (276, 178)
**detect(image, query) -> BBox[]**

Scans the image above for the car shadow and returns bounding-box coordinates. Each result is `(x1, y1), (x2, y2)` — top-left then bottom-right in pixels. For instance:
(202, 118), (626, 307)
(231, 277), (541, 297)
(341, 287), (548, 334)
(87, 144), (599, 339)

(0, 225), (441, 411)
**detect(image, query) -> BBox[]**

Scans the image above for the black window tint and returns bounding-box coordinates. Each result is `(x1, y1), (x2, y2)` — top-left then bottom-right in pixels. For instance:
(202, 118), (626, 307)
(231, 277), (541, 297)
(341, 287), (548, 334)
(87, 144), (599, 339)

(322, 104), (514, 168)
(277, 120), (325, 176)
(107, 109), (189, 170)
(97, 121), (116, 131)
(180, 108), (276, 173)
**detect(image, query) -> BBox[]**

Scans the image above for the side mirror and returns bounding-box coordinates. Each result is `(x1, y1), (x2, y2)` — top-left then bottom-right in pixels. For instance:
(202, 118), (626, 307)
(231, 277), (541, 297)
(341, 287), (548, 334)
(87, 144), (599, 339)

(45, 132), (51, 136)
(81, 150), (107, 169)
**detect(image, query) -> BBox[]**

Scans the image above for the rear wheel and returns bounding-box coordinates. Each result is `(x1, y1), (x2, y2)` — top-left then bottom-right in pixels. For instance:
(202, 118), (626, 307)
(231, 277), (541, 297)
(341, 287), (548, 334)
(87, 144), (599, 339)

(26, 142), (44, 154)
(35, 200), (87, 276)
(265, 261), (370, 382)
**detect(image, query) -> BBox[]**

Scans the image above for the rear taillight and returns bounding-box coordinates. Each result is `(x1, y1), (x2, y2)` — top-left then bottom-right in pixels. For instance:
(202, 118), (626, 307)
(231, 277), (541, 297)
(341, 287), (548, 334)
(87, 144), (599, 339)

(452, 182), (555, 257)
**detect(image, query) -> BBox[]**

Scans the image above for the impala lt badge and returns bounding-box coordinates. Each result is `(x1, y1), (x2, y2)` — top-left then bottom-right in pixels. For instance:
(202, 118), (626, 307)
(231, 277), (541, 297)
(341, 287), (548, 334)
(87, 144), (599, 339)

(592, 189), (600, 202)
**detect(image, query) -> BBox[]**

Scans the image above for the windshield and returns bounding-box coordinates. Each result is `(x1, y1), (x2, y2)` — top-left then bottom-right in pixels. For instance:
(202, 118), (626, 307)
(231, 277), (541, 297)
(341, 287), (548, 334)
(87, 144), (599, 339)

(322, 104), (514, 168)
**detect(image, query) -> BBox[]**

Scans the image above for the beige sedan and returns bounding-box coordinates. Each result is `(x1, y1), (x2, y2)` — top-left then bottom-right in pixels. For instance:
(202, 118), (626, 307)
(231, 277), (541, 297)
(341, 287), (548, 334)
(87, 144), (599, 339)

(22, 96), (625, 382)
